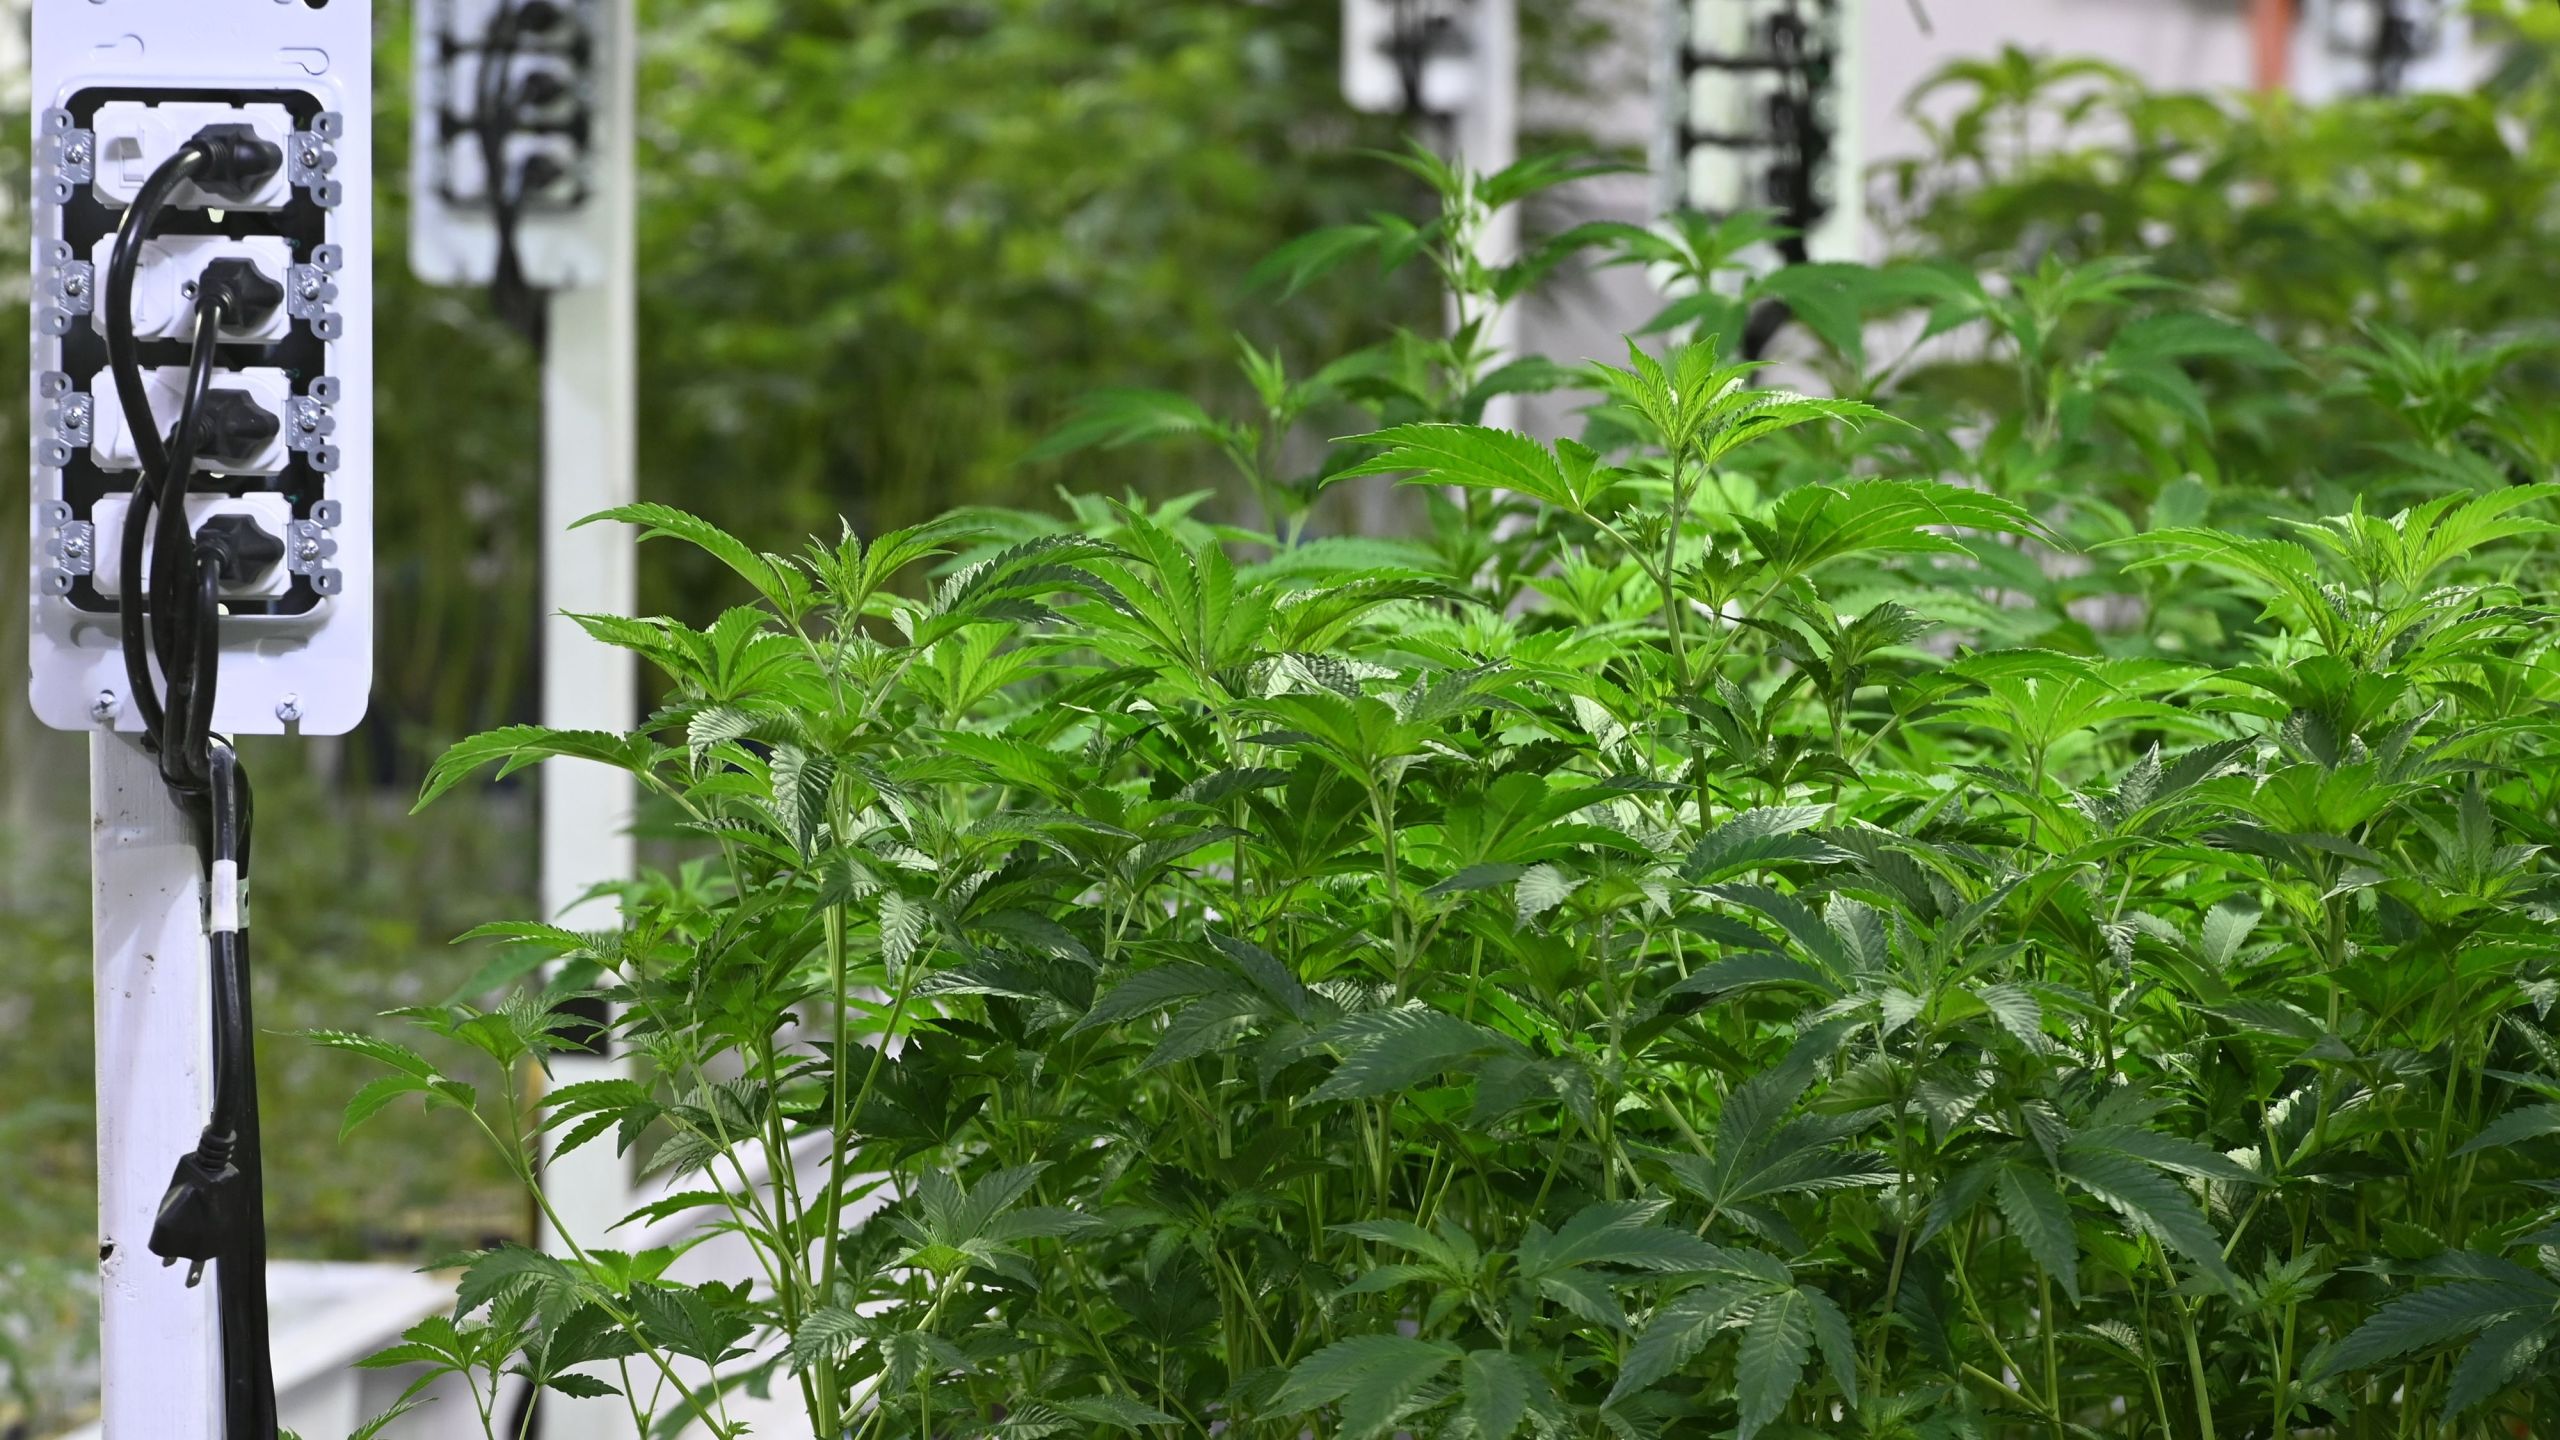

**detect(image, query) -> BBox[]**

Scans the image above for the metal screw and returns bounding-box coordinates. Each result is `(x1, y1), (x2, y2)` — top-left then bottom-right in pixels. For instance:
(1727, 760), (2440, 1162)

(298, 275), (325, 301)
(91, 691), (120, 722)
(297, 412), (322, 434)
(296, 536), (323, 561)
(61, 271), (87, 298)
(275, 696), (303, 724)
(63, 138), (91, 166)
(298, 146), (323, 170)
(64, 396), (91, 424)
(181, 280), (199, 301)
(61, 531), (91, 561)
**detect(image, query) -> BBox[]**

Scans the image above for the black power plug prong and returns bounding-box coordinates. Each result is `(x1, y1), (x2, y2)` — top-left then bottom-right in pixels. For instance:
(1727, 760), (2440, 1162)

(197, 258), (287, 335)
(186, 123), (286, 204)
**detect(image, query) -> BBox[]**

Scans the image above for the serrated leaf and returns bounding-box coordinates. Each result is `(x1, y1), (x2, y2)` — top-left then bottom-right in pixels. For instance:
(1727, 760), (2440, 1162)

(1974, 983), (2048, 1051)
(1269, 1334), (1462, 1438)
(879, 892), (929, 976)
(1733, 1288), (1818, 1440)
(1051, 1394), (1182, 1430)
(1462, 1348), (1542, 1440)
(1308, 1005), (1512, 1101)
(2439, 1314), (2549, 1423)
(2200, 896), (2261, 968)
(788, 1306), (867, 1371)
(2457, 1103), (2560, 1156)
(1685, 806), (1847, 883)
(1996, 1164), (2081, 1302)
(1516, 863), (1581, 924)
(2059, 1146), (2235, 1288)
(2321, 1280), (2557, 1377)
(1608, 1283), (1761, 1403)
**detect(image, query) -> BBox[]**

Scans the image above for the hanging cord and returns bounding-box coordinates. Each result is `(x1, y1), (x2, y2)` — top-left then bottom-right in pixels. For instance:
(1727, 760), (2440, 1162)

(103, 128), (285, 1440)
(477, 0), (563, 347)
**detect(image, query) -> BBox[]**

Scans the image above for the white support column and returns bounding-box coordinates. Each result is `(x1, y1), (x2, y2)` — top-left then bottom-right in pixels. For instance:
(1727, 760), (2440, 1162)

(1454, 0), (1520, 295)
(90, 730), (221, 1440)
(533, 0), (637, 1407)
(1458, 0), (1521, 430)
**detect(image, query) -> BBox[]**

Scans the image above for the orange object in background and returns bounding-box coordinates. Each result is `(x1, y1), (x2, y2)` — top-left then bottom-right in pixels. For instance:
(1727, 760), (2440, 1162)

(2254, 0), (2297, 92)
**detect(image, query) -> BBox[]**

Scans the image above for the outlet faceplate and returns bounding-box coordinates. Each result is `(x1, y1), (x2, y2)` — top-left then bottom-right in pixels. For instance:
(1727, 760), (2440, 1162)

(29, 0), (373, 738)
(412, 0), (609, 288)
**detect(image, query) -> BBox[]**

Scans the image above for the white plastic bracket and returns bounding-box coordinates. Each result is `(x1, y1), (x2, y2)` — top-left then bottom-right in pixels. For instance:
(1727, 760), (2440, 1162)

(28, 0), (375, 738)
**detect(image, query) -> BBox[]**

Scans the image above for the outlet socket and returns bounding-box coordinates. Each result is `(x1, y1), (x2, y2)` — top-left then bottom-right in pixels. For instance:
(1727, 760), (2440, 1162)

(87, 236), (295, 345)
(87, 493), (295, 601)
(89, 367), (293, 477)
(90, 101), (298, 212)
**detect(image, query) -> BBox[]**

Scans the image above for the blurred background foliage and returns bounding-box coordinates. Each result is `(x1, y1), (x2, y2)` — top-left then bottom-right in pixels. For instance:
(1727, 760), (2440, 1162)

(1872, 4), (2560, 507)
(10, 0), (2560, 1428)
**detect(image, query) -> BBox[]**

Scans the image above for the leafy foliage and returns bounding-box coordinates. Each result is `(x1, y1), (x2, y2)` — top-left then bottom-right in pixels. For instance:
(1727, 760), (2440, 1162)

(342, 135), (2560, 1440)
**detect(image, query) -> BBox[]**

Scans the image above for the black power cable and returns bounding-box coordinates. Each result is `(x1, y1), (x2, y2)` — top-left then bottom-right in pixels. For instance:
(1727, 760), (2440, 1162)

(476, 0), (568, 346)
(2368, 0), (2431, 96)
(101, 126), (287, 1440)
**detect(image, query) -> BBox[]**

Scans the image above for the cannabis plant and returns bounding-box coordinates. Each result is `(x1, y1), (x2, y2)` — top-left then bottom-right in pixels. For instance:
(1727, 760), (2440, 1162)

(333, 152), (2560, 1440)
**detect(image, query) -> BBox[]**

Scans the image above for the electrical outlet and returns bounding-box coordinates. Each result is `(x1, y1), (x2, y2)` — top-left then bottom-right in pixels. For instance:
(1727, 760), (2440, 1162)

(86, 236), (295, 345)
(90, 101), (299, 212)
(1687, 66), (1782, 140)
(436, 130), (589, 209)
(1686, 146), (1754, 213)
(1689, 0), (1754, 53)
(87, 494), (295, 601)
(30, 1), (374, 739)
(88, 368), (293, 477)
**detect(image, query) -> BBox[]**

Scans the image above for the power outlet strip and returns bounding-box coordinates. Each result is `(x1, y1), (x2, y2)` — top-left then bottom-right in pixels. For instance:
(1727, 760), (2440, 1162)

(1658, 0), (1864, 264)
(28, 0), (374, 738)
(412, 0), (610, 288)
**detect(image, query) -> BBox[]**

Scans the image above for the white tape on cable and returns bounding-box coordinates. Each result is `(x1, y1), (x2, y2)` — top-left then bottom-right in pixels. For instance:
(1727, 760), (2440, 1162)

(208, 859), (242, 935)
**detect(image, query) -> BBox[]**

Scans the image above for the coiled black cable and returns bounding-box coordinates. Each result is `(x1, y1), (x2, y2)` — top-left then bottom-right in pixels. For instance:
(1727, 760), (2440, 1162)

(105, 138), (210, 749)
(103, 131), (283, 1440)
(205, 736), (272, 1437)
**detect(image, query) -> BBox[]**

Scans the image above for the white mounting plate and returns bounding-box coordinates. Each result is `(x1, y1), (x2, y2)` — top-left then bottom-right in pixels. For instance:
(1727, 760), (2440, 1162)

(28, 0), (375, 737)
(411, 0), (610, 289)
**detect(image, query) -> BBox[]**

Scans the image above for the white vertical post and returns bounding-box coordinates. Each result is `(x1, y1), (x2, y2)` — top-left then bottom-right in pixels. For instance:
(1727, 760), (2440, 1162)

(1457, 0), (1520, 430)
(1454, 0), (1520, 299)
(534, 0), (637, 1401)
(90, 730), (221, 1440)
(1817, 0), (1865, 263)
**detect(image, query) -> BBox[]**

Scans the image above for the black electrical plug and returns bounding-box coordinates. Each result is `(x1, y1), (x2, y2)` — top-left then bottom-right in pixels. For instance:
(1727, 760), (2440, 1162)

(517, 151), (571, 202)
(148, 1128), (242, 1287)
(194, 514), (287, 589)
(197, 259), (287, 335)
(514, 67), (574, 111)
(187, 124), (286, 205)
(513, 0), (570, 33)
(186, 392), (283, 470)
